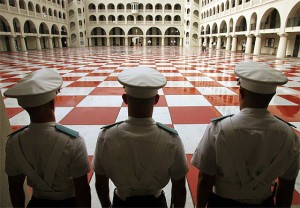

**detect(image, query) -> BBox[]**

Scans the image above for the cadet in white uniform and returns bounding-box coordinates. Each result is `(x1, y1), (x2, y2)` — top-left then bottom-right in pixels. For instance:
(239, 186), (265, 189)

(93, 67), (189, 207)
(4, 69), (91, 207)
(192, 62), (300, 207)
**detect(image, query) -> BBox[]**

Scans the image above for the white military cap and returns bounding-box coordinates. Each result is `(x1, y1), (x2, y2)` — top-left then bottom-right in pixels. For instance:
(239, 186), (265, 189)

(235, 61), (288, 94)
(4, 69), (62, 108)
(118, 67), (167, 98)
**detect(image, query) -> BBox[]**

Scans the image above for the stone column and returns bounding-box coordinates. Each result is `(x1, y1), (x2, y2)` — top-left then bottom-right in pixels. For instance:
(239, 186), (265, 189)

(67, 38), (70, 47)
(125, 37), (128, 46)
(161, 37), (165, 46)
(245, 35), (253, 54)
(36, 37), (41, 50)
(9, 36), (17, 52)
(199, 38), (202, 47)
(253, 35), (262, 56)
(231, 36), (237, 52)
(180, 37), (183, 46)
(0, 93), (12, 208)
(216, 36), (221, 50)
(20, 36), (27, 52)
(48, 37), (53, 49)
(58, 37), (62, 48)
(226, 36), (231, 51)
(209, 37), (213, 49)
(106, 37), (110, 46)
(276, 33), (288, 59)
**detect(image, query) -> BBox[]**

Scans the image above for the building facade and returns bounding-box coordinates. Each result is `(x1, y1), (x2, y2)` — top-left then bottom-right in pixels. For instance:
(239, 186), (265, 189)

(0, 0), (299, 58)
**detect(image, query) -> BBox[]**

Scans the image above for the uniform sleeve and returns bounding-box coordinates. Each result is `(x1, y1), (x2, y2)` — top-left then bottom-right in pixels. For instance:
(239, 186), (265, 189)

(69, 135), (90, 178)
(169, 135), (189, 180)
(5, 136), (22, 176)
(280, 132), (300, 180)
(92, 130), (106, 175)
(191, 123), (218, 176)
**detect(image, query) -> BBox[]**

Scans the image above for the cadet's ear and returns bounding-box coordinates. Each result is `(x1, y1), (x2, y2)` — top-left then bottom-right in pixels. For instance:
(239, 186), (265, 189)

(122, 94), (128, 104)
(154, 94), (160, 105)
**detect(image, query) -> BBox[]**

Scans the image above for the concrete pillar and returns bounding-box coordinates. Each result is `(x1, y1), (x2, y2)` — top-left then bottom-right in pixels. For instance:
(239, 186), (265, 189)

(226, 36), (231, 51)
(124, 37), (128, 46)
(20, 36), (27, 52)
(231, 36), (237, 52)
(67, 38), (70, 47)
(276, 33), (288, 59)
(106, 37), (110, 46)
(58, 37), (62, 48)
(199, 38), (202, 47)
(245, 35), (252, 54)
(209, 37), (213, 49)
(36, 37), (41, 50)
(9, 36), (17, 52)
(253, 35), (262, 56)
(161, 37), (164, 46)
(0, 93), (12, 208)
(216, 36), (221, 50)
(180, 38), (183, 46)
(48, 37), (53, 49)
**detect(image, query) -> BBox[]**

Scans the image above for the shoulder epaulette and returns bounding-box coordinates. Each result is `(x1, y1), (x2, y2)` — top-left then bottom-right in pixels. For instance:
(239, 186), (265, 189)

(211, 114), (234, 123)
(274, 116), (296, 128)
(101, 121), (124, 129)
(7, 125), (28, 137)
(55, 124), (79, 138)
(156, 122), (178, 135)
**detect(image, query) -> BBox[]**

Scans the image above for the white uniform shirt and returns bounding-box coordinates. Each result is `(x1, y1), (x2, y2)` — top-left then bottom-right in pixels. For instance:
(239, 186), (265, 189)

(5, 122), (90, 199)
(93, 117), (188, 198)
(192, 108), (300, 202)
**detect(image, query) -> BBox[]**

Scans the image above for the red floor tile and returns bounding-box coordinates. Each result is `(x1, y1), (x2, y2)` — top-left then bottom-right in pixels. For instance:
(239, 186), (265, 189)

(55, 96), (86, 107)
(268, 106), (300, 122)
(169, 106), (221, 124)
(205, 95), (240, 106)
(163, 87), (201, 95)
(190, 81), (223, 87)
(5, 108), (24, 119)
(90, 87), (125, 95)
(67, 81), (101, 87)
(59, 107), (120, 125)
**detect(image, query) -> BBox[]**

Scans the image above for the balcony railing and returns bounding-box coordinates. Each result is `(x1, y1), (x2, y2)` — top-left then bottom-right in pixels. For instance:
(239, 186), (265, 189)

(24, 28), (37, 33)
(260, 20), (280, 29)
(250, 23), (256, 30)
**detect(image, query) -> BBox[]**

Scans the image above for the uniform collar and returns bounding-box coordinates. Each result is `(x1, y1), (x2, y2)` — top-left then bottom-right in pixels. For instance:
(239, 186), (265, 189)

(241, 108), (270, 115)
(125, 117), (156, 126)
(29, 122), (57, 128)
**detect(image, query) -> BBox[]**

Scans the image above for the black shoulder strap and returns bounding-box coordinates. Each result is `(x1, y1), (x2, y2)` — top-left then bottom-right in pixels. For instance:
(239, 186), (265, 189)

(274, 116), (296, 128)
(211, 114), (234, 123)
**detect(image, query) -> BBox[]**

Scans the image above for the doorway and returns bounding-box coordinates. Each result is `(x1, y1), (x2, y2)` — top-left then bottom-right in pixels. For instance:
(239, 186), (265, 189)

(293, 35), (300, 57)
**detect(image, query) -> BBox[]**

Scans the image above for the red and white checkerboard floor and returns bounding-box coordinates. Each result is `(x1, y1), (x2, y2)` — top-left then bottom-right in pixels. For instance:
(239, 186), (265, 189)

(1, 46), (300, 207)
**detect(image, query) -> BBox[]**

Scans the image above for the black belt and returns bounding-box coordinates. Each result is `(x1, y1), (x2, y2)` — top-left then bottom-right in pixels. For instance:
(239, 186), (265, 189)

(208, 193), (275, 207)
(112, 190), (167, 207)
(27, 196), (76, 207)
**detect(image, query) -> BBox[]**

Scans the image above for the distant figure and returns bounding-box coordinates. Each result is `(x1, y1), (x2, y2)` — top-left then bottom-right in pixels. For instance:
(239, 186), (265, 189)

(242, 42), (246, 52)
(192, 62), (299, 207)
(93, 67), (189, 208)
(212, 42), (216, 50)
(4, 69), (91, 207)
(148, 39), (152, 46)
(202, 41), (207, 53)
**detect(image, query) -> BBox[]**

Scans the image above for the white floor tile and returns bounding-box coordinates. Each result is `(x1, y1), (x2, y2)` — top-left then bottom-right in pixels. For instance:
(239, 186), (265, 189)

(77, 96), (123, 107)
(165, 95), (212, 106)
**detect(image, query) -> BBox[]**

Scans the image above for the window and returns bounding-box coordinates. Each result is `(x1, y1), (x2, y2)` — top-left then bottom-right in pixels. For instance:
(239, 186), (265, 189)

(265, 38), (274, 47)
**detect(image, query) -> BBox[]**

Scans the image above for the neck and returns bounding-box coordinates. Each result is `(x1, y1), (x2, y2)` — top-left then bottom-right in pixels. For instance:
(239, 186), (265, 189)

(29, 112), (56, 123)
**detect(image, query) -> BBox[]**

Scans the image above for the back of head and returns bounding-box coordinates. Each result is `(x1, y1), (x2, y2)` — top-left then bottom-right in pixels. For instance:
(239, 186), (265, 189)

(234, 61), (288, 95)
(4, 68), (62, 109)
(117, 67), (167, 99)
